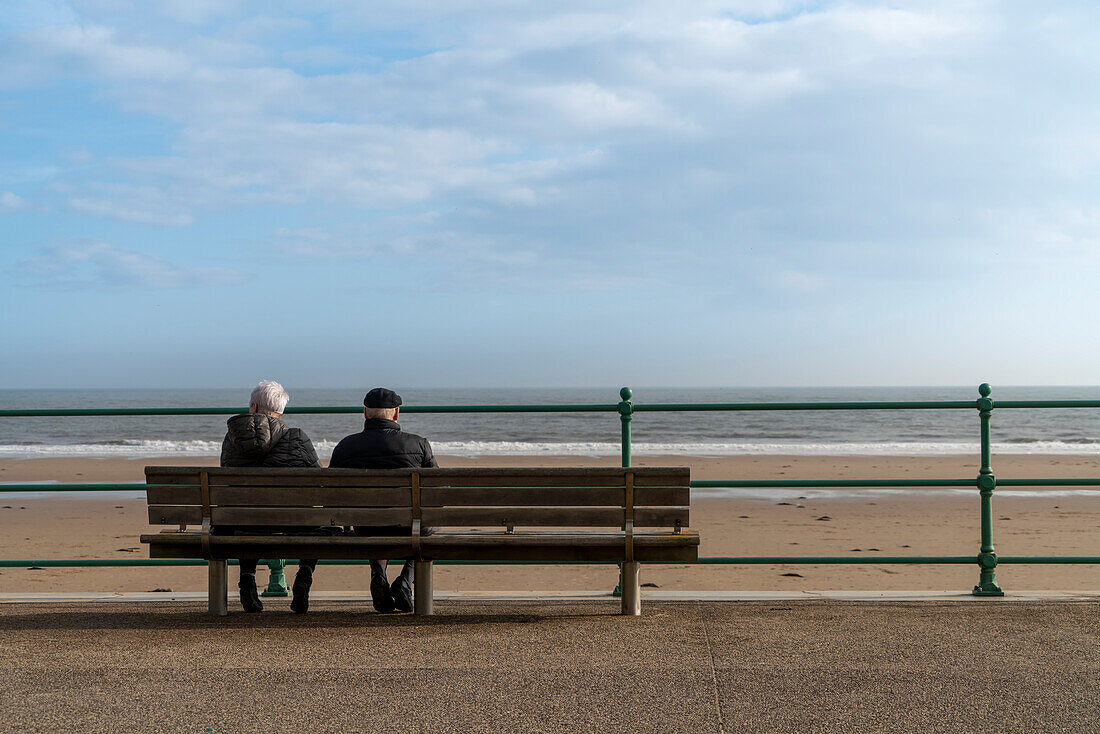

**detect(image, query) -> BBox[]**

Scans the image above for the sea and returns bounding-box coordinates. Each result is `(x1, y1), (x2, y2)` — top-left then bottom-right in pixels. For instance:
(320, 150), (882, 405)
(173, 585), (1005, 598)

(2, 386), (1100, 460)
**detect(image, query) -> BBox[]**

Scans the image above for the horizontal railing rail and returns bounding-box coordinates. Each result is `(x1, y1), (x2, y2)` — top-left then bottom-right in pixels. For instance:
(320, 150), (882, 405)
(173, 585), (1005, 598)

(634, 401), (977, 411)
(0, 404), (620, 417)
(6, 399), (1100, 419)
(694, 479), (1100, 488)
(9, 476), (1100, 493)
(5, 398), (1100, 419)
(4, 556), (1099, 568)
(2, 383), (1098, 599)
(1, 483), (147, 492)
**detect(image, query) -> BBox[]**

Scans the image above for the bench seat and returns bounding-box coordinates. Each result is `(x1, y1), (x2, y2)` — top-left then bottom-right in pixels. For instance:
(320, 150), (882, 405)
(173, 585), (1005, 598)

(141, 529), (700, 562)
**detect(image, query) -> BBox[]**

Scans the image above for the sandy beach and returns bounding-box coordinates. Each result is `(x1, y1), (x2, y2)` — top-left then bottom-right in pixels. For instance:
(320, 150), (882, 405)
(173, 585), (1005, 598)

(1, 453), (1097, 594)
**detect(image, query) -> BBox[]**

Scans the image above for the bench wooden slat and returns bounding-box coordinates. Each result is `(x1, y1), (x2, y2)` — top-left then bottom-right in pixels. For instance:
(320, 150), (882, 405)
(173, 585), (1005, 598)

(148, 505), (195, 525)
(421, 507), (688, 527)
(142, 529), (699, 563)
(216, 507), (413, 527)
(148, 486), (413, 506)
(148, 506), (413, 527)
(215, 487), (410, 506)
(419, 486), (687, 506)
(437, 546), (699, 563)
(149, 485), (688, 507)
(146, 486), (201, 505)
(424, 530), (696, 546)
(148, 505), (687, 528)
(146, 544), (696, 563)
(143, 529), (697, 545)
(416, 469), (688, 487)
(146, 471), (412, 488)
(145, 466), (689, 488)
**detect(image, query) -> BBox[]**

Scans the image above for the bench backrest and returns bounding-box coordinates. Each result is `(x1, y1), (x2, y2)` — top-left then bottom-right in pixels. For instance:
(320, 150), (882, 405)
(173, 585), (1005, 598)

(145, 467), (690, 531)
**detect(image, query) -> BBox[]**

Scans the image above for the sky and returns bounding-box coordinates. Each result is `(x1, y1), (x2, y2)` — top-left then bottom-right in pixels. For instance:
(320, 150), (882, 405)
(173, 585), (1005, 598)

(1, 1), (1098, 389)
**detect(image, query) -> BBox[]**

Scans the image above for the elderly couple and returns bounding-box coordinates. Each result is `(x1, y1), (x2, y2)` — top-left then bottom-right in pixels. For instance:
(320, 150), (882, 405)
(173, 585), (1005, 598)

(219, 380), (435, 614)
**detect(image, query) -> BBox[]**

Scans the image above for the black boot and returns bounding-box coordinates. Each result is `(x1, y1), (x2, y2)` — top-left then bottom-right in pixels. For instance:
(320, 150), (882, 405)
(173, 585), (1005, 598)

(290, 566), (312, 614)
(390, 565), (414, 613)
(238, 573), (263, 613)
(370, 561), (395, 613)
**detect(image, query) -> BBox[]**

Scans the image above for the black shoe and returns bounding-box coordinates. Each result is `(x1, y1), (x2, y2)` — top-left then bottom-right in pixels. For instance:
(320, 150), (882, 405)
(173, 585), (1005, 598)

(371, 571), (396, 613)
(238, 574), (263, 613)
(290, 568), (312, 614)
(391, 576), (413, 613)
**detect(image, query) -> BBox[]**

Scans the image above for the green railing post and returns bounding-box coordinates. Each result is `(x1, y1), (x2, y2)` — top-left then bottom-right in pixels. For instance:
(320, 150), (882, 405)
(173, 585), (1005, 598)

(619, 386), (634, 468)
(613, 387), (634, 597)
(261, 559), (290, 597)
(973, 383), (1004, 596)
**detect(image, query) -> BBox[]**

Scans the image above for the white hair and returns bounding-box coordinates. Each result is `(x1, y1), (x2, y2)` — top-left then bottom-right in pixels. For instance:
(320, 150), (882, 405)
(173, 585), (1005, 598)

(364, 407), (398, 420)
(250, 380), (289, 415)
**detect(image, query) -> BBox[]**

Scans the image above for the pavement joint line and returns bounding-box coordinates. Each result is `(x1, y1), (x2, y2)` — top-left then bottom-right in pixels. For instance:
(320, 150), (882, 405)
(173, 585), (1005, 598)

(701, 613), (727, 734)
(1, 590), (1098, 603)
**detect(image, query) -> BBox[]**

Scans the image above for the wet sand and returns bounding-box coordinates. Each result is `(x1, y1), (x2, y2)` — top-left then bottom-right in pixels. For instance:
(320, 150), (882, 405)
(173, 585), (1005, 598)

(1, 454), (1097, 593)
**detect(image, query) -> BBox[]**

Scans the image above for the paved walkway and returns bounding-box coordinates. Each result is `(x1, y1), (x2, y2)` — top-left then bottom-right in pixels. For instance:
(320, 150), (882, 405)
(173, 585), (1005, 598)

(0, 599), (1096, 732)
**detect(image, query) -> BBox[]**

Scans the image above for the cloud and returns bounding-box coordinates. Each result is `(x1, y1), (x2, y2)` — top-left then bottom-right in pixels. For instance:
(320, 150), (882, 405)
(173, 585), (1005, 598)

(67, 185), (195, 227)
(0, 167), (61, 185)
(153, 0), (246, 27)
(4, 1), (1100, 388)
(273, 227), (332, 241)
(61, 147), (94, 164)
(773, 270), (826, 293)
(0, 24), (192, 87)
(2, 1), (1098, 282)
(0, 191), (24, 212)
(9, 241), (245, 288)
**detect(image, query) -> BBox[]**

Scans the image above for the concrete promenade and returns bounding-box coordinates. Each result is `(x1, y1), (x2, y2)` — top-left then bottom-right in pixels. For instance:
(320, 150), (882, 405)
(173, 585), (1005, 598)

(0, 598), (1096, 733)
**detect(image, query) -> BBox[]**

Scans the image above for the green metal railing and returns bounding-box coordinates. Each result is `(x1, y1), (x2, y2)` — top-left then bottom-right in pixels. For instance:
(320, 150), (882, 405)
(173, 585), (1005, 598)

(2, 383), (1099, 597)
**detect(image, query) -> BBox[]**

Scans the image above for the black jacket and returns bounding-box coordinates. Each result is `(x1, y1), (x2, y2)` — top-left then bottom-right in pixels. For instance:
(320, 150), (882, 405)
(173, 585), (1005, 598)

(329, 418), (437, 469)
(220, 414), (320, 468)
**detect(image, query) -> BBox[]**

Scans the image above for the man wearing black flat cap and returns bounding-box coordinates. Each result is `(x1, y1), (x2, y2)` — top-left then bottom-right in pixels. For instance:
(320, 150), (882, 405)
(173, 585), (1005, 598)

(324, 387), (437, 613)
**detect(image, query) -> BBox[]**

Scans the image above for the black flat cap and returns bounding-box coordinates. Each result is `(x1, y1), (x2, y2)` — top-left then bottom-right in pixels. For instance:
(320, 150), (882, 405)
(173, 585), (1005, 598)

(364, 387), (402, 408)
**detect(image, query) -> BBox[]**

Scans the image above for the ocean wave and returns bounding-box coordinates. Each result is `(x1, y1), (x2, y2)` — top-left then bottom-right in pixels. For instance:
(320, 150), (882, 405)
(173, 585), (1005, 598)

(1002, 437), (1099, 444)
(0, 439), (228, 458)
(432, 440), (1097, 456)
(1, 438), (1099, 458)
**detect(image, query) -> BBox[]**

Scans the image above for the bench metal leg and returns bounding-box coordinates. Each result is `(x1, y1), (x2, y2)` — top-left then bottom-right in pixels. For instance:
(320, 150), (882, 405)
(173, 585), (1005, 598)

(208, 560), (228, 616)
(620, 561), (641, 616)
(414, 560), (433, 616)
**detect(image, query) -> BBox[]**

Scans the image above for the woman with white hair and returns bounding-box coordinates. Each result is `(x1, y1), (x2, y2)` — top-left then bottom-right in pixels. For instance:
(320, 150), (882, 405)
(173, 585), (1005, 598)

(218, 380), (320, 613)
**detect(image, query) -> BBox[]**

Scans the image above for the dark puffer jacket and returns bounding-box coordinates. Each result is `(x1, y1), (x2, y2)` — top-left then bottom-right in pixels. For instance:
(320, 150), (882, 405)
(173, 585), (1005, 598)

(329, 418), (437, 469)
(220, 414), (320, 468)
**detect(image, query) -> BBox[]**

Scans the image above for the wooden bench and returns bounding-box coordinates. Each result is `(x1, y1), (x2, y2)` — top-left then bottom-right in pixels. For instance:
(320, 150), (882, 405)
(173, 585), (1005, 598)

(140, 466), (698, 616)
